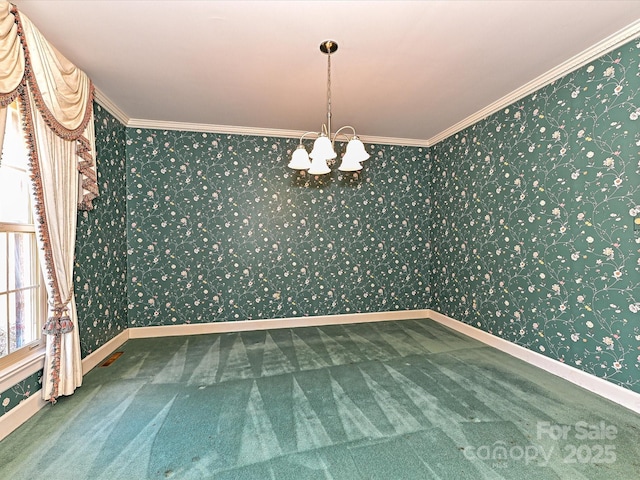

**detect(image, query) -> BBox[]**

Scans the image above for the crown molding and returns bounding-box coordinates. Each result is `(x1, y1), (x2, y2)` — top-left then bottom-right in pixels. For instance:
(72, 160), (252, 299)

(93, 87), (130, 126)
(127, 118), (308, 139)
(125, 118), (431, 148)
(427, 19), (640, 146)
(359, 135), (430, 148)
(96, 20), (640, 149)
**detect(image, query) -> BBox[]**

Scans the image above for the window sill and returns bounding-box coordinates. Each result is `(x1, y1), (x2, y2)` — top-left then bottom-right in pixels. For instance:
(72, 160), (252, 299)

(0, 347), (45, 393)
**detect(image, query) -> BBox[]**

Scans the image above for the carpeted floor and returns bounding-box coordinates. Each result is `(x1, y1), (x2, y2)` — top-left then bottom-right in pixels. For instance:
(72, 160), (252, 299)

(0, 319), (639, 479)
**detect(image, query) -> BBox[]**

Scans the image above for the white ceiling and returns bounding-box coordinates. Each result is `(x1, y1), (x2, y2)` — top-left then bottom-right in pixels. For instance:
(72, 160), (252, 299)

(14, 1), (640, 146)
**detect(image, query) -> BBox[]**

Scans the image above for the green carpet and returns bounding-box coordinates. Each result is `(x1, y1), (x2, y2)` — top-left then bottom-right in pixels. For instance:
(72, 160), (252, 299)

(1, 320), (638, 479)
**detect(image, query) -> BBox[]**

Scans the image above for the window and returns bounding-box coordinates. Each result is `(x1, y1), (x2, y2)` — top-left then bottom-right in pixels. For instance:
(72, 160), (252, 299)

(0, 100), (45, 365)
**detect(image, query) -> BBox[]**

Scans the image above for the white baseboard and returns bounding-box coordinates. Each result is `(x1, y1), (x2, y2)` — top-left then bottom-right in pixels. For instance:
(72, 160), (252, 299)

(426, 309), (640, 415)
(0, 391), (48, 442)
(2, 308), (638, 443)
(128, 309), (432, 339)
(81, 330), (130, 374)
(0, 329), (130, 443)
(96, 310), (640, 414)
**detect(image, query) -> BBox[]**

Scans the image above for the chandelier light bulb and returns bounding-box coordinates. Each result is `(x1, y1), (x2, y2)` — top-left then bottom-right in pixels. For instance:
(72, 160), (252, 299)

(344, 137), (370, 163)
(309, 134), (337, 160)
(288, 145), (312, 170)
(308, 155), (331, 175)
(338, 152), (363, 172)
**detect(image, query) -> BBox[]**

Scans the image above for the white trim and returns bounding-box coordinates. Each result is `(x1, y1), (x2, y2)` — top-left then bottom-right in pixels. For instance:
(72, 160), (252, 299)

(2, 308), (639, 441)
(426, 309), (640, 415)
(128, 309), (431, 339)
(361, 136), (430, 148)
(94, 87), (129, 125)
(0, 347), (45, 393)
(115, 309), (640, 414)
(427, 19), (640, 146)
(81, 330), (130, 374)
(115, 21), (640, 149)
(126, 118), (307, 139)
(0, 330), (129, 442)
(0, 390), (48, 441)
(125, 119), (432, 148)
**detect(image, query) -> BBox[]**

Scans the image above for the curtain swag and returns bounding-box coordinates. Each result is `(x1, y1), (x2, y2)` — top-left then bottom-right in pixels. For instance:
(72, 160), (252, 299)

(0, 1), (98, 205)
(0, 1), (99, 402)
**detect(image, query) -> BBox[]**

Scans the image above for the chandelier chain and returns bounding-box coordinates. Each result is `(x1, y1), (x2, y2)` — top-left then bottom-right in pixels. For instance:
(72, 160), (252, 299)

(326, 47), (332, 137)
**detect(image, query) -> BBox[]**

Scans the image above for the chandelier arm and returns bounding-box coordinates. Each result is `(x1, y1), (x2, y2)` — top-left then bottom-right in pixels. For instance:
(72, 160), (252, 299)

(334, 133), (351, 143)
(332, 125), (357, 146)
(298, 131), (321, 144)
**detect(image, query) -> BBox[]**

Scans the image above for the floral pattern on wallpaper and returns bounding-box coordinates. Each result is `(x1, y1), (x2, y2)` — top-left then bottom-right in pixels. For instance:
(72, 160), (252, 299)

(0, 371), (41, 416)
(0, 104), (128, 418)
(430, 41), (640, 392)
(74, 103), (129, 358)
(126, 132), (430, 326)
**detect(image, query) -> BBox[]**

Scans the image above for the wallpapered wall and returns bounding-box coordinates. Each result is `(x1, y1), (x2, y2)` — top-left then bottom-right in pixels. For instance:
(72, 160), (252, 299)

(75, 104), (129, 356)
(1, 104), (129, 417)
(125, 133), (431, 326)
(3, 39), (639, 418)
(430, 41), (640, 393)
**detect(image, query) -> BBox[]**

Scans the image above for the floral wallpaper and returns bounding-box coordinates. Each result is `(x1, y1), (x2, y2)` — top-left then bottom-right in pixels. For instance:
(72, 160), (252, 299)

(0, 104), (128, 418)
(74, 103), (129, 357)
(3, 39), (639, 421)
(0, 371), (41, 416)
(430, 40), (640, 393)
(125, 132), (431, 326)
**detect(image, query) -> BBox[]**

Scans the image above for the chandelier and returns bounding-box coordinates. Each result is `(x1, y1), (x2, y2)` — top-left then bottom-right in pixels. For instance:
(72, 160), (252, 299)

(288, 40), (370, 175)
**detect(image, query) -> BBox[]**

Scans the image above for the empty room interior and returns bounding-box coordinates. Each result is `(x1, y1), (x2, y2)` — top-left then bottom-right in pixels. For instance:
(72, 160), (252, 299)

(1, 1), (639, 479)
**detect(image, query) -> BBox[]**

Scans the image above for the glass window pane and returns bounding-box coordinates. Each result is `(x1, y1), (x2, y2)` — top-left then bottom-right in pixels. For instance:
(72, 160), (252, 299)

(0, 100), (41, 360)
(7, 234), (14, 290)
(8, 291), (16, 353)
(21, 287), (39, 347)
(0, 294), (7, 357)
(25, 233), (38, 287)
(8, 233), (37, 290)
(0, 232), (6, 291)
(9, 288), (39, 350)
(2, 102), (29, 171)
(0, 168), (31, 223)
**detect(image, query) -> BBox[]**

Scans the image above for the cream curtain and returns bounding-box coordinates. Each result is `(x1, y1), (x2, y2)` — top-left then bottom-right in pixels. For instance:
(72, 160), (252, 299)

(0, 0), (22, 163)
(0, 108), (6, 163)
(0, 1), (98, 402)
(30, 104), (83, 398)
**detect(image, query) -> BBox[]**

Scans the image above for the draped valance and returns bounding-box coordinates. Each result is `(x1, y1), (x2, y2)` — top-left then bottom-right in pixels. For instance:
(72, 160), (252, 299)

(0, 0), (98, 209)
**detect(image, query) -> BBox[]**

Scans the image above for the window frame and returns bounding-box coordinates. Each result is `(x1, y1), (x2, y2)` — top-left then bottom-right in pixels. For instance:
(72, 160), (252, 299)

(0, 223), (47, 367)
(0, 100), (47, 382)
